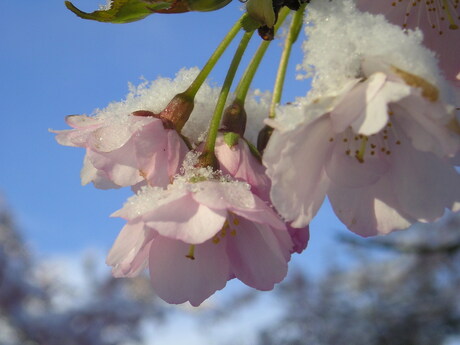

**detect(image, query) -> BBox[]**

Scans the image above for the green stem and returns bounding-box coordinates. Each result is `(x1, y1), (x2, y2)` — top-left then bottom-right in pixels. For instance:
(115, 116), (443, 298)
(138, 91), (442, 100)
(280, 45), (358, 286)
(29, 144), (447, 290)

(203, 30), (255, 154)
(269, 4), (306, 119)
(234, 7), (291, 103)
(184, 14), (247, 99)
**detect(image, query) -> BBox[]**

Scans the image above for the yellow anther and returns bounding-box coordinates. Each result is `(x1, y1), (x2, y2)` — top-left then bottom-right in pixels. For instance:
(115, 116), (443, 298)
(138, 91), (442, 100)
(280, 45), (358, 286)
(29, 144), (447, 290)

(230, 229), (237, 236)
(233, 217), (240, 226)
(213, 237), (220, 244)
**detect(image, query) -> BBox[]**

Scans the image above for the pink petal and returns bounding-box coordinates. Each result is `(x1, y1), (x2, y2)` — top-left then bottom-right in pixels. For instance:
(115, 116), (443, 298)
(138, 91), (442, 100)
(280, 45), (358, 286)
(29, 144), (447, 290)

(88, 146), (144, 187)
(88, 117), (153, 152)
(214, 136), (242, 175)
(144, 193), (227, 244)
(287, 224), (310, 254)
(149, 236), (230, 306)
(231, 196), (286, 231)
(390, 134), (460, 222)
(133, 120), (171, 186)
(166, 129), (189, 177)
(394, 97), (460, 157)
(226, 218), (291, 290)
(80, 154), (119, 189)
(106, 221), (153, 277)
(65, 114), (104, 128)
(329, 176), (414, 236)
(331, 73), (410, 136)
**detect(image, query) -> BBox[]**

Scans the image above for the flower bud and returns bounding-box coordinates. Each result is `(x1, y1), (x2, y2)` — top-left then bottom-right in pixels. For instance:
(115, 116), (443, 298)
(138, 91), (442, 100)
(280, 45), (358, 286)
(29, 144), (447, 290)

(257, 124), (274, 154)
(220, 99), (247, 137)
(159, 92), (194, 132)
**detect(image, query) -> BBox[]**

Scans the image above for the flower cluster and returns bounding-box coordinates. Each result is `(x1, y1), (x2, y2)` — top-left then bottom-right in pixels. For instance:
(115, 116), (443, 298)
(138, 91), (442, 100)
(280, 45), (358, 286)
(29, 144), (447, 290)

(55, 0), (459, 305)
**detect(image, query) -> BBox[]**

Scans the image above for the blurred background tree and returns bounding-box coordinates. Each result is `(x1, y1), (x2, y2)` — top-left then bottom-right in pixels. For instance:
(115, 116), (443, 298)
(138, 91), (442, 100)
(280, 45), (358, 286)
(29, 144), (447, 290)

(0, 198), (167, 345)
(253, 214), (460, 345)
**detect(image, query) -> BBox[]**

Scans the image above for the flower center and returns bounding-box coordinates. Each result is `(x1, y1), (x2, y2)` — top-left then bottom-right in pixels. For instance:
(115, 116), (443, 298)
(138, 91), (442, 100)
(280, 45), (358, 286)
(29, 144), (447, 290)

(184, 213), (240, 260)
(330, 110), (403, 163)
(390, 0), (459, 34)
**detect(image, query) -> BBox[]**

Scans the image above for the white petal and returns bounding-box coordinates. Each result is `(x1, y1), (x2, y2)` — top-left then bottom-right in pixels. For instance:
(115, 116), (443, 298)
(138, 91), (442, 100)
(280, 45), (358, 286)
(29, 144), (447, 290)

(329, 176), (414, 236)
(264, 115), (332, 227)
(390, 135), (460, 222)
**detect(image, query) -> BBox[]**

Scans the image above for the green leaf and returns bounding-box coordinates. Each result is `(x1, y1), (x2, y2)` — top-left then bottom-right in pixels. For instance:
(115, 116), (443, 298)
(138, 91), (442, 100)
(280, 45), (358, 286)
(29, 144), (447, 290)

(187, 0), (231, 12)
(64, 0), (174, 23)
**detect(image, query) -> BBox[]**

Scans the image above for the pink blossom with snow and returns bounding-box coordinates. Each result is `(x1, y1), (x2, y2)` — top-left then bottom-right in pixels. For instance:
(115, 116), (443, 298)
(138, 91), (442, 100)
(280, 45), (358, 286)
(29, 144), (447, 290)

(107, 166), (293, 306)
(264, 58), (460, 236)
(53, 113), (188, 189)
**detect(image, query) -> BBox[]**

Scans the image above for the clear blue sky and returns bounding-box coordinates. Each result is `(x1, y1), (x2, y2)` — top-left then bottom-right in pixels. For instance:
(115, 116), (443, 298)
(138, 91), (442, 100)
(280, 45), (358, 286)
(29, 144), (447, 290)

(0, 0), (350, 275)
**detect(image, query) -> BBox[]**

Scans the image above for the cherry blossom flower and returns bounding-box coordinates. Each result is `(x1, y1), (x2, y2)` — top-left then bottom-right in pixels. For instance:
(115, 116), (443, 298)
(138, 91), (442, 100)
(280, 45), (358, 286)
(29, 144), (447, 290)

(356, 0), (460, 85)
(264, 58), (460, 236)
(107, 169), (293, 306)
(53, 113), (188, 189)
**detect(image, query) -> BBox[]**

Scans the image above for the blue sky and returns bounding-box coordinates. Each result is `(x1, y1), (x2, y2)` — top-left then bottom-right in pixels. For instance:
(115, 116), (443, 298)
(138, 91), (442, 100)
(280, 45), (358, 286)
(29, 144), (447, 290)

(0, 0), (349, 277)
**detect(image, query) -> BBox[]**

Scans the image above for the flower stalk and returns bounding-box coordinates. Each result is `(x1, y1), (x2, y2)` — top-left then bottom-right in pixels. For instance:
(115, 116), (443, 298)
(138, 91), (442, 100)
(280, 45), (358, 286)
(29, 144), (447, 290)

(234, 7), (291, 104)
(269, 4), (306, 119)
(200, 30), (255, 166)
(183, 14), (248, 99)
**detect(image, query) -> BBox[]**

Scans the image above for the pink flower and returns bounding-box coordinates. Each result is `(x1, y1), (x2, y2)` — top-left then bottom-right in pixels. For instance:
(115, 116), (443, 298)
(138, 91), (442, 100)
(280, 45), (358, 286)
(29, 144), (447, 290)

(107, 174), (293, 306)
(264, 58), (460, 236)
(356, 0), (460, 84)
(52, 112), (188, 189)
(213, 133), (271, 201)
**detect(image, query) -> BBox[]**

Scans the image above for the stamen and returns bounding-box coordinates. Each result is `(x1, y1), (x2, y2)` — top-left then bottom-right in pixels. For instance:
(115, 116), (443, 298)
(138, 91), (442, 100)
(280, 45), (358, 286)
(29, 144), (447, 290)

(355, 136), (368, 163)
(185, 245), (196, 260)
(442, 0), (459, 28)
